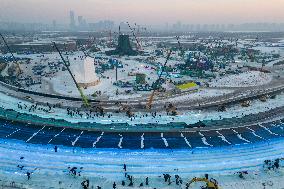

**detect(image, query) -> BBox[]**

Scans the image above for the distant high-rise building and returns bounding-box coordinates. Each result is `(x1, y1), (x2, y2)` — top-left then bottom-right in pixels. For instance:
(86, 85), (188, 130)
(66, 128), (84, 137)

(203, 24), (208, 31)
(78, 16), (83, 26)
(196, 24), (201, 31)
(52, 20), (57, 30)
(173, 21), (182, 31)
(69, 11), (76, 30)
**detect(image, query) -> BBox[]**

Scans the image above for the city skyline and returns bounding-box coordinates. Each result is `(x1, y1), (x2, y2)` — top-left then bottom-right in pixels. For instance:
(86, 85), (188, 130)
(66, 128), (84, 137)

(0, 0), (284, 26)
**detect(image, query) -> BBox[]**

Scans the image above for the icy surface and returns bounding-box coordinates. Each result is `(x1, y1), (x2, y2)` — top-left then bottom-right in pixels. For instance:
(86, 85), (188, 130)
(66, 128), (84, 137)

(1, 138), (284, 188)
(209, 71), (272, 88)
(1, 89), (284, 126)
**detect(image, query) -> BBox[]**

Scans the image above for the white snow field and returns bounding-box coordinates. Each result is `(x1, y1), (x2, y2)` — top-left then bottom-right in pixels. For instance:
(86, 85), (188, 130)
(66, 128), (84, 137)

(1, 138), (284, 188)
(209, 71), (273, 88)
(159, 89), (232, 104)
(1, 88), (284, 126)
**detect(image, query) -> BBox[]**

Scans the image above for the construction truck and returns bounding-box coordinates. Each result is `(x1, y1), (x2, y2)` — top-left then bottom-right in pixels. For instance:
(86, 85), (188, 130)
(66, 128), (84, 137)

(241, 100), (251, 107)
(166, 103), (178, 116)
(259, 95), (268, 102)
(118, 104), (134, 117)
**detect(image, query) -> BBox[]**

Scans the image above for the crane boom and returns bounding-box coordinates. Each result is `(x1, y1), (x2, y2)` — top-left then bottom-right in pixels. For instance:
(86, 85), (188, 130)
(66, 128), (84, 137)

(77, 40), (94, 59)
(126, 22), (142, 50)
(176, 36), (185, 58)
(53, 42), (90, 107)
(146, 50), (172, 109)
(0, 33), (22, 73)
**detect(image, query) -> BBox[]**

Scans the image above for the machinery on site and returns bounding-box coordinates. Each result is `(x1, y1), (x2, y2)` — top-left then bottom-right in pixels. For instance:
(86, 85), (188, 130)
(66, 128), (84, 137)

(217, 105), (227, 112)
(146, 50), (172, 109)
(241, 100), (251, 107)
(188, 175), (220, 189)
(176, 36), (185, 58)
(0, 33), (22, 76)
(53, 42), (90, 107)
(118, 104), (134, 117)
(126, 22), (142, 51)
(259, 95), (268, 102)
(165, 103), (178, 116)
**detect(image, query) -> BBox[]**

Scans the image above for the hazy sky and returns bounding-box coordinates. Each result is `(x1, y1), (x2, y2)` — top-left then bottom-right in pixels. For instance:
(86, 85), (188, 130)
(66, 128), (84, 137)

(0, 0), (284, 25)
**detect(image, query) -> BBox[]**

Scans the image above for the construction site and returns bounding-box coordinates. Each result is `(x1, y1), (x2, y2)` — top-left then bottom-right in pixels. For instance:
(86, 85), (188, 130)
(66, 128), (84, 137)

(1, 24), (284, 188)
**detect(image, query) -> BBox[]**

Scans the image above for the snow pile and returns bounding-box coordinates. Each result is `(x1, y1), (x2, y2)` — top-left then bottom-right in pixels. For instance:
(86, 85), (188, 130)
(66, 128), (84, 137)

(162, 89), (232, 103)
(210, 71), (272, 88)
(109, 93), (143, 100)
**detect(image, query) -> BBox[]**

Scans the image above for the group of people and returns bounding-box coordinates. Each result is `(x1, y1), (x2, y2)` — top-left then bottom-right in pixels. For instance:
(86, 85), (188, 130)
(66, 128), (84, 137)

(68, 166), (83, 177)
(17, 102), (53, 113)
(90, 164), (191, 189)
(263, 158), (281, 171)
(66, 107), (106, 119)
(16, 156), (37, 181)
(163, 174), (183, 186)
(18, 156), (282, 189)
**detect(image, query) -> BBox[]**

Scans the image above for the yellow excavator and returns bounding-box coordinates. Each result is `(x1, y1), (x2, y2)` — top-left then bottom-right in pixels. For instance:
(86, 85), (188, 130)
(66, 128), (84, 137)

(188, 176), (220, 189)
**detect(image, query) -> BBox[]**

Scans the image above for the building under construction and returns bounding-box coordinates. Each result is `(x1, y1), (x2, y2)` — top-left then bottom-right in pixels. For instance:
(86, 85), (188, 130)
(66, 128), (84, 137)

(106, 35), (138, 56)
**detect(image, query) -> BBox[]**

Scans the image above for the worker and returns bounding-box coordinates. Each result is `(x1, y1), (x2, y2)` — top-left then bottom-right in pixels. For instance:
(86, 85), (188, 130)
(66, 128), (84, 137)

(54, 145), (58, 152)
(123, 164), (127, 171)
(146, 177), (149, 185)
(26, 172), (31, 180)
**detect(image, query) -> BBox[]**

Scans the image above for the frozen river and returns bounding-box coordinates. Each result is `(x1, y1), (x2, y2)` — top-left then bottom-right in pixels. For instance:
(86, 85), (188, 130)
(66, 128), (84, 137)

(1, 137), (284, 189)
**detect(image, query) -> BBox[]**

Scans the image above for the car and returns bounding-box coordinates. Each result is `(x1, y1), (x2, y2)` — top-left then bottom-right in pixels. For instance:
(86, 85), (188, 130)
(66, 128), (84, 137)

(24, 96), (34, 101)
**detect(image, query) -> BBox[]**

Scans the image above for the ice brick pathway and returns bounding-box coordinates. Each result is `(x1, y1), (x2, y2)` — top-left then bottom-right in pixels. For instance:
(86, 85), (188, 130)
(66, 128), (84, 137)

(1, 138), (284, 188)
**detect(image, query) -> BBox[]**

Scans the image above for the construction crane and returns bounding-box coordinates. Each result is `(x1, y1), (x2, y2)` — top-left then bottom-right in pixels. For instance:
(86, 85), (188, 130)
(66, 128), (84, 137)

(0, 33), (22, 74)
(80, 45), (94, 59)
(76, 39), (95, 59)
(87, 36), (96, 48)
(176, 36), (185, 58)
(146, 49), (172, 109)
(188, 177), (220, 189)
(126, 22), (142, 51)
(53, 42), (90, 107)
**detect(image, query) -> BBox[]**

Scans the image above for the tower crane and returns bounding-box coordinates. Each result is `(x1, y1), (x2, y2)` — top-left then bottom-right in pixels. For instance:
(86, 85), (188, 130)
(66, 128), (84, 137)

(146, 50), (172, 109)
(80, 45), (94, 59)
(53, 42), (90, 107)
(126, 22), (142, 51)
(176, 36), (185, 58)
(77, 36), (98, 58)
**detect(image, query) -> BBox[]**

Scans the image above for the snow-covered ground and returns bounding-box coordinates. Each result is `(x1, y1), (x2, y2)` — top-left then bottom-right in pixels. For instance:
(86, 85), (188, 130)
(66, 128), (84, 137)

(159, 89), (232, 104)
(209, 71), (273, 88)
(1, 87), (284, 126)
(1, 137), (284, 188)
